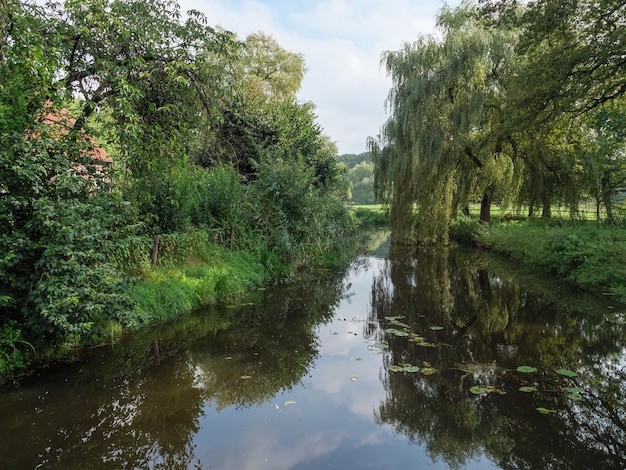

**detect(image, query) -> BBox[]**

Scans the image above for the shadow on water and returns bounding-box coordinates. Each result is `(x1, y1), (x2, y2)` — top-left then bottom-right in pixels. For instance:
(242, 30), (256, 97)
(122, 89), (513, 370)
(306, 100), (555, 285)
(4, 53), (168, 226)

(0, 233), (624, 469)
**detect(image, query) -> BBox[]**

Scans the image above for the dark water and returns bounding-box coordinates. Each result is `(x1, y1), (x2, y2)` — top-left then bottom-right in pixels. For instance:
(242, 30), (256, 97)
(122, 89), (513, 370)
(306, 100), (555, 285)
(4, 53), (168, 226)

(1, 235), (625, 469)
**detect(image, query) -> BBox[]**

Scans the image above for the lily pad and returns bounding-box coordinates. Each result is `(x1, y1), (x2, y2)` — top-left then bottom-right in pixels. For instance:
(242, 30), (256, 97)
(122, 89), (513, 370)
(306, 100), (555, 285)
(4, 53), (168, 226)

(567, 393), (583, 401)
(519, 386), (538, 393)
(536, 407), (557, 415)
(404, 365), (420, 373)
(556, 368), (578, 377)
(517, 365), (538, 373)
(421, 367), (437, 375)
(564, 387), (583, 394)
(429, 326), (444, 331)
(389, 365), (405, 372)
(386, 328), (410, 337)
(415, 341), (436, 348)
(470, 385), (505, 395)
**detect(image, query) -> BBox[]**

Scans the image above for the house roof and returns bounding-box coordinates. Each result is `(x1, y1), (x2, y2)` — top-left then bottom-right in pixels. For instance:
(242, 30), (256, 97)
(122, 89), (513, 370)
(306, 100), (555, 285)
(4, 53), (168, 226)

(41, 107), (112, 164)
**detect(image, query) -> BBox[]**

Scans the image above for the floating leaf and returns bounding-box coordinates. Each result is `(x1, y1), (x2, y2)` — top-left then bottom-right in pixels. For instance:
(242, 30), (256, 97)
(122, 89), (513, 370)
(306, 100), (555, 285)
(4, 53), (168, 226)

(517, 366), (538, 373)
(385, 315), (404, 321)
(404, 366), (420, 373)
(519, 386), (538, 393)
(386, 328), (409, 337)
(415, 341), (436, 348)
(421, 367), (437, 375)
(284, 401), (296, 406)
(240, 375), (252, 380)
(564, 387), (583, 394)
(567, 393), (583, 401)
(556, 368), (578, 377)
(470, 385), (505, 395)
(349, 375), (358, 381)
(430, 326), (444, 331)
(389, 365), (405, 373)
(536, 407), (557, 415)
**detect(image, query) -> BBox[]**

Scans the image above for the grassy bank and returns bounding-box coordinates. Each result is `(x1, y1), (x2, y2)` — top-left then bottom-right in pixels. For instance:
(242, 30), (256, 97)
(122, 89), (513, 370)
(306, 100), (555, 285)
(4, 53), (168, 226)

(450, 215), (626, 302)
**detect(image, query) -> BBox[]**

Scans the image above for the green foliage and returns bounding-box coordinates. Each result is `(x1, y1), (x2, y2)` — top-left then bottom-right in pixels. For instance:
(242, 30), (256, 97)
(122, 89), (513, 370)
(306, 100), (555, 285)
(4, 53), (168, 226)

(0, 0), (359, 382)
(0, 322), (34, 380)
(352, 206), (389, 228)
(242, 157), (355, 277)
(449, 216), (485, 245)
(131, 247), (266, 326)
(480, 219), (626, 298)
(347, 161), (376, 204)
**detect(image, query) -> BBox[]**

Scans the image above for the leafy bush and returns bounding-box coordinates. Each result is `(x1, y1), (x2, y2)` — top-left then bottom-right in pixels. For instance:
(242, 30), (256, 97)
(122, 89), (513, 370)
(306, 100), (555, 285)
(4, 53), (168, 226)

(449, 215), (486, 245)
(352, 206), (389, 228)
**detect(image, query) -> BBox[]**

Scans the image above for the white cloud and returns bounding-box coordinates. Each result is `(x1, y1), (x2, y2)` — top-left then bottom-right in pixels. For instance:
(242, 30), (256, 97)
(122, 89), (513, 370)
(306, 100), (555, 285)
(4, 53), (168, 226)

(179, 0), (457, 154)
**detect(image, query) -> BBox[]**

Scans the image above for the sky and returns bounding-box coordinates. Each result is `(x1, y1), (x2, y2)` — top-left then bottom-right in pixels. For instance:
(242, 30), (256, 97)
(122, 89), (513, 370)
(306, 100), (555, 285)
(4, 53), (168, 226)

(178, 0), (458, 155)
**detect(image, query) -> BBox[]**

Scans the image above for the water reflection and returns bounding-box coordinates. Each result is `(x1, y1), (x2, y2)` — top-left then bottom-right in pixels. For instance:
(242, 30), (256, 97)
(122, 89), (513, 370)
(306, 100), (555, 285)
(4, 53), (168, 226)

(370, 242), (626, 469)
(0, 238), (624, 469)
(0, 270), (350, 469)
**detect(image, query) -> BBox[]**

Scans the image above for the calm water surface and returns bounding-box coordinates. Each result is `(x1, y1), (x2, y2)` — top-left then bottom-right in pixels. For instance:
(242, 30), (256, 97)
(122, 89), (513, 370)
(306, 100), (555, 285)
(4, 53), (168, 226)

(1, 235), (625, 469)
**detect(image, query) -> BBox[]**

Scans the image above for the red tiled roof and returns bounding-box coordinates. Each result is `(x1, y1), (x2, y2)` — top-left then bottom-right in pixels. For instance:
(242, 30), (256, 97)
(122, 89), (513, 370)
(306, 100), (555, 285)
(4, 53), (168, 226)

(41, 107), (112, 164)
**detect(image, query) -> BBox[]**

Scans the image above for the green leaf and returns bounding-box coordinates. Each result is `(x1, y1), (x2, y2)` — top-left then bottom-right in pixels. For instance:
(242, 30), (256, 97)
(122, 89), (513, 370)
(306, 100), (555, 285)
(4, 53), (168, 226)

(389, 365), (405, 372)
(564, 387), (583, 394)
(404, 365), (420, 373)
(556, 368), (578, 377)
(536, 407), (557, 415)
(519, 386), (538, 393)
(567, 393), (583, 401)
(386, 328), (409, 337)
(420, 367), (437, 375)
(429, 326), (444, 331)
(517, 365), (538, 373)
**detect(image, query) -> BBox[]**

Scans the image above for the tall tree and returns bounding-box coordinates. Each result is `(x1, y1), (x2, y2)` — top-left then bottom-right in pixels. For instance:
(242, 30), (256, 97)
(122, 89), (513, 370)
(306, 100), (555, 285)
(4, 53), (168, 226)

(372, 2), (519, 243)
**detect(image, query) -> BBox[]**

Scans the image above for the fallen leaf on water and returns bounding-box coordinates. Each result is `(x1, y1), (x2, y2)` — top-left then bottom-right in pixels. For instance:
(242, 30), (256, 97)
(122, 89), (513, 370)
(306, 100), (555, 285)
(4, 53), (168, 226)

(240, 375), (252, 380)
(349, 375), (358, 381)
(284, 401), (296, 406)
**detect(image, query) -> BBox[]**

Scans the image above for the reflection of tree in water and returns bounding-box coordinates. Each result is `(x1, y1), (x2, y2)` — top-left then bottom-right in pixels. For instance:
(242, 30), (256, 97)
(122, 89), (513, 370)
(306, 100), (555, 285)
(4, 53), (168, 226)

(0, 270), (350, 469)
(369, 241), (626, 469)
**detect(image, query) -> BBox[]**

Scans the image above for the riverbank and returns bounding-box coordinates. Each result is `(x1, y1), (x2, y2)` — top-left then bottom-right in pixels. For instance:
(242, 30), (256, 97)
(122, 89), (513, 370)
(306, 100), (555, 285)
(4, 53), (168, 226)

(450, 215), (626, 303)
(0, 218), (373, 385)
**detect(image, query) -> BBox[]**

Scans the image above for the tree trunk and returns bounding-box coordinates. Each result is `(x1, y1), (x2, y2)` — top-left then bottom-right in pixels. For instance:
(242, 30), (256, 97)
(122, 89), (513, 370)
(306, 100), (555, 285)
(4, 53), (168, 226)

(479, 187), (493, 224)
(541, 199), (552, 218)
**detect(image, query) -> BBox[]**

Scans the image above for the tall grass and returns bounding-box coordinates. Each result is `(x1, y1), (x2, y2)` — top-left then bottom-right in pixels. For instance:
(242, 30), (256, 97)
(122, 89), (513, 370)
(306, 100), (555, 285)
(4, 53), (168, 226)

(478, 218), (626, 301)
(129, 247), (266, 328)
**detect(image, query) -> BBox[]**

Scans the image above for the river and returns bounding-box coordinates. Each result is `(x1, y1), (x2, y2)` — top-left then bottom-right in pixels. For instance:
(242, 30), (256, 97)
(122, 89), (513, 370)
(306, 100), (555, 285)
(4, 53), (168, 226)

(1, 233), (625, 469)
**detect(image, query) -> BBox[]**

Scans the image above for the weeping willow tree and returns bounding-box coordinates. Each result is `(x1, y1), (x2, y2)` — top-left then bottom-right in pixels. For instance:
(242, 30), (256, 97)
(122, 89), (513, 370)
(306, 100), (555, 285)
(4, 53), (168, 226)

(370, 1), (521, 244)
